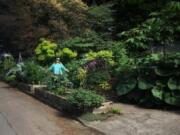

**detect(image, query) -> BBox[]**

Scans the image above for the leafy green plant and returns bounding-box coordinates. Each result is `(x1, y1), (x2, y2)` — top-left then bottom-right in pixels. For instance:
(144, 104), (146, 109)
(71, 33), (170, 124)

(110, 108), (122, 114)
(168, 77), (180, 90)
(108, 42), (134, 73)
(20, 61), (48, 84)
(77, 68), (87, 87)
(65, 60), (85, 87)
(87, 3), (113, 33)
(51, 87), (68, 96)
(57, 31), (109, 53)
(0, 57), (16, 77)
(56, 48), (77, 62)
(98, 81), (112, 91)
(46, 74), (73, 92)
(86, 69), (111, 89)
(85, 50), (114, 65)
(116, 52), (180, 107)
(116, 75), (137, 96)
(67, 89), (105, 112)
(35, 38), (57, 64)
(114, 1), (180, 55)
(4, 74), (16, 82)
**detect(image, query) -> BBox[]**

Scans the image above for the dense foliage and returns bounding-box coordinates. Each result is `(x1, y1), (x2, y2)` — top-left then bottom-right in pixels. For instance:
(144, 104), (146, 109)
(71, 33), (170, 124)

(0, 0), (89, 56)
(116, 53), (180, 106)
(67, 88), (105, 112)
(20, 61), (48, 84)
(0, 0), (179, 110)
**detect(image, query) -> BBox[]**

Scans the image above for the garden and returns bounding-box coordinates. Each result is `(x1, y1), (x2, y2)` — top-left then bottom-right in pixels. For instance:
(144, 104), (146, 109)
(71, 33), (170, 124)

(0, 0), (179, 117)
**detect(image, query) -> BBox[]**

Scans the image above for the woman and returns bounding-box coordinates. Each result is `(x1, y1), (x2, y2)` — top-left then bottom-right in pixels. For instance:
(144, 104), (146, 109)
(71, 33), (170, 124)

(49, 58), (69, 75)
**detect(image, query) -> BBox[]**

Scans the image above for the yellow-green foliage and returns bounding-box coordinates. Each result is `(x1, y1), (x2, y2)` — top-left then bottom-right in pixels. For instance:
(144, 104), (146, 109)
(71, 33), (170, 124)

(99, 81), (111, 91)
(56, 48), (77, 59)
(85, 50), (114, 65)
(77, 68), (87, 87)
(35, 39), (57, 62)
(56, 48), (77, 58)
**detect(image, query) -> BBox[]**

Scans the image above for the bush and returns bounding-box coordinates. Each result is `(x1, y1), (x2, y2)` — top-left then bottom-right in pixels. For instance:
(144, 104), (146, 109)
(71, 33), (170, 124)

(51, 87), (68, 96)
(65, 60), (85, 87)
(57, 31), (107, 53)
(77, 68), (87, 87)
(19, 61), (48, 84)
(4, 74), (16, 82)
(46, 74), (73, 93)
(35, 38), (57, 64)
(0, 57), (16, 77)
(67, 89), (105, 112)
(56, 47), (77, 62)
(116, 52), (180, 107)
(85, 69), (111, 89)
(85, 50), (114, 66)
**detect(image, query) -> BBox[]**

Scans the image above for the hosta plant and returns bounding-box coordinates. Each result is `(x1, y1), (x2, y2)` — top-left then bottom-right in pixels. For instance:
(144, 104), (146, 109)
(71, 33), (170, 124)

(116, 52), (180, 107)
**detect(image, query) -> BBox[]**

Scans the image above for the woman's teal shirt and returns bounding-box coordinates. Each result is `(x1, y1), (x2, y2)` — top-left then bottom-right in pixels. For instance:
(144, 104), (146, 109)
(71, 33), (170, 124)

(49, 63), (67, 75)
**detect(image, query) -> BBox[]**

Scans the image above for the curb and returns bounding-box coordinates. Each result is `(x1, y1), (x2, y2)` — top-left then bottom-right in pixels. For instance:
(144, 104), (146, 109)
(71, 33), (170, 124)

(76, 117), (106, 135)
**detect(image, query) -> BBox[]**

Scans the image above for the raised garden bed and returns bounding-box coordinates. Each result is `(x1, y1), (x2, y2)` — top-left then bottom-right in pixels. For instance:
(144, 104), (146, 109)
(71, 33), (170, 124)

(7, 81), (78, 113)
(34, 88), (75, 112)
(8, 81), (113, 115)
(8, 81), (46, 94)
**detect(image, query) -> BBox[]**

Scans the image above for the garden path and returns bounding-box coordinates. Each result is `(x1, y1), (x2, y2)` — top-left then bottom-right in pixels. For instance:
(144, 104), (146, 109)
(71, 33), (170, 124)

(89, 103), (180, 135)
(0, 82), (102, 135)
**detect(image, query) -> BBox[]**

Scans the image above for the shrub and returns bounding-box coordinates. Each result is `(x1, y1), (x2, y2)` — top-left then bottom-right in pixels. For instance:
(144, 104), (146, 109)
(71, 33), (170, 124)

(46, 74), (73, 93)
(35, 38), (57, 64)
(109, 42), (134, 73)
(65, 60), (85, 87)
(77, 68), (87, 87)
(35, 38), (78, 64)
(116, 52), (180, 107)
(67, 89), (105, 112)
(98, 81), (112, 91)
(20, 61), (48, 84)
(56, 47), (77, 62)
(51, 87), (67, 96)
(57, 31), (107, 53)
(85, 50), (114, 65)
(0, 57), (16, 77)
(85, 69), (111, 89)
(4, 74), (16, 82)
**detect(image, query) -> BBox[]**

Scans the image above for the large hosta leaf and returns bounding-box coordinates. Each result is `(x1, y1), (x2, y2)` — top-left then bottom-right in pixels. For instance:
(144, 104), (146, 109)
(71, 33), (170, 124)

(138, 77), (153, 90)
(164, 92), (180, 107)
(151, 86), (164, 100)
(116, 77), (137, 96)
(168, 77), (180, 90)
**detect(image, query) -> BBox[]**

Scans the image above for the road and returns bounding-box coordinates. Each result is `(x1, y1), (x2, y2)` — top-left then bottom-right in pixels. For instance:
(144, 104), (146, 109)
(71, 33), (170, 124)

(0, 82), (101, 135)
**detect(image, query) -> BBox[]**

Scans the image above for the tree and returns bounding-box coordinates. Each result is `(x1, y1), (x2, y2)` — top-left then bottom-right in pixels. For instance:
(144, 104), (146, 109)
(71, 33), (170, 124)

(113, 0), (169, 33)
(113, 0), (180, 54)
(0, 0), (89, 56)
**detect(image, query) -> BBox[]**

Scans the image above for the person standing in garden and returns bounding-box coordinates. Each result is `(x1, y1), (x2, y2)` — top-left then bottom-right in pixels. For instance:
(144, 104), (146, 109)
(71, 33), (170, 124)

(49, 58), (69, 75)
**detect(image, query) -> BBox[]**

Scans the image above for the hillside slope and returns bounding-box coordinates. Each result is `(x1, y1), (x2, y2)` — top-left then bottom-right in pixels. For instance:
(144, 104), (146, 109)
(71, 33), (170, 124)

(0, 0), (88, 56)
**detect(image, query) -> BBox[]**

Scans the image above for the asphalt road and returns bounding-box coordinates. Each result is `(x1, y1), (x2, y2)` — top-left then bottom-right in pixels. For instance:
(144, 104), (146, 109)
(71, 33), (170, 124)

(0, 82), (101, 135)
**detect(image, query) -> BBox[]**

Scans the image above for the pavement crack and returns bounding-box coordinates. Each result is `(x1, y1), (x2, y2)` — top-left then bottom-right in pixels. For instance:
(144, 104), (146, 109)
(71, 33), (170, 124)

(0, 112), (19, 135)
